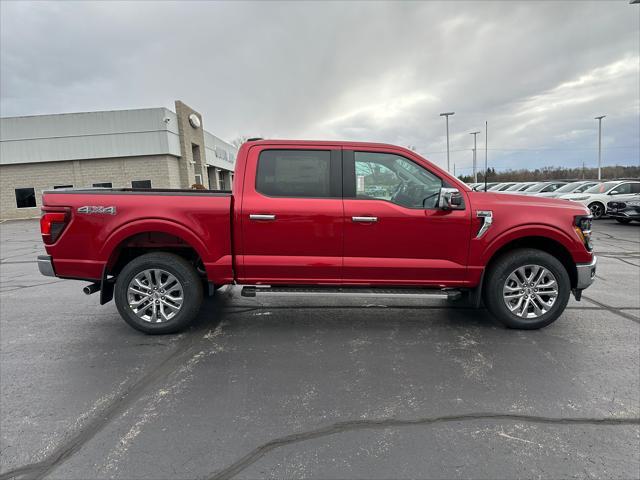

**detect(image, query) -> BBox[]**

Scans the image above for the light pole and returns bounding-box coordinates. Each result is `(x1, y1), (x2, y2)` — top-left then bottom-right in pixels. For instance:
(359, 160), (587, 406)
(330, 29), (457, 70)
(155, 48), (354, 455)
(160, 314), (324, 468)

(595, 115), (605, 180)
(484, 121), (488, 190)
(440, 112), (455, 172)
(470, 131), (480, 183)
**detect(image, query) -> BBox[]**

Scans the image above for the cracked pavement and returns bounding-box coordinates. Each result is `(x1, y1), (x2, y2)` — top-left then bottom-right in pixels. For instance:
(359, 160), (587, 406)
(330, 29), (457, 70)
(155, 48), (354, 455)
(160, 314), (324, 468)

(1, 219), (639, 479)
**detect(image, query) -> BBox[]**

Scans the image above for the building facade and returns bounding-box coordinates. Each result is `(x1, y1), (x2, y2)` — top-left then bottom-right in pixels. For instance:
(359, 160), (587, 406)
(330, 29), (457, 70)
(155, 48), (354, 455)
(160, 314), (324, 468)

(0, 101), (237, 220)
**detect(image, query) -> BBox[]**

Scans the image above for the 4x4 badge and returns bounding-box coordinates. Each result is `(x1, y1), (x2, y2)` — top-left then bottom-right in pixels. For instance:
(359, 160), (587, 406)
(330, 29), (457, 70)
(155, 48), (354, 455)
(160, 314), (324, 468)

(77, 206), (117, 215)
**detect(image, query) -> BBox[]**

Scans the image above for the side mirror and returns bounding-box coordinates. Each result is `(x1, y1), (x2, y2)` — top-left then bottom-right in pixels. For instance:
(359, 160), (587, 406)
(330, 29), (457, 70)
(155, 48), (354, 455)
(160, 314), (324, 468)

(438, 188), (465, 210)
(609, 190), (619, 195)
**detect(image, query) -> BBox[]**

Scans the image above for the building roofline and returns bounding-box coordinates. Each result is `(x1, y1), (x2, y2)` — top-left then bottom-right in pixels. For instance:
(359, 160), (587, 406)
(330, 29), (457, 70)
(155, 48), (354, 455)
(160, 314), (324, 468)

(0, 106), (175, 121)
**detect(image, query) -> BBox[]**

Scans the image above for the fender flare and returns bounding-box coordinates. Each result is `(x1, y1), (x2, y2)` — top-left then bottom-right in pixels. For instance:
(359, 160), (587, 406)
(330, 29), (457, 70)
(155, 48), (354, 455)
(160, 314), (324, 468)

(480, 223), (578, 266)
(99, 218), (211, 267)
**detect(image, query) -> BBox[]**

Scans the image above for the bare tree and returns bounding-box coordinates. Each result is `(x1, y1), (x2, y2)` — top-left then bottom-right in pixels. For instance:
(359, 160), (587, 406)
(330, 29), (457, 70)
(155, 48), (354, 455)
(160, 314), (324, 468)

(231, 136), (251, 148)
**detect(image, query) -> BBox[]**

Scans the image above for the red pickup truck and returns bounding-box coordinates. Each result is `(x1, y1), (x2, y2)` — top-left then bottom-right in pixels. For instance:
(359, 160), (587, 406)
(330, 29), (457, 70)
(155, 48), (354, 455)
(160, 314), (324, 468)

(38, 140), (596, 333)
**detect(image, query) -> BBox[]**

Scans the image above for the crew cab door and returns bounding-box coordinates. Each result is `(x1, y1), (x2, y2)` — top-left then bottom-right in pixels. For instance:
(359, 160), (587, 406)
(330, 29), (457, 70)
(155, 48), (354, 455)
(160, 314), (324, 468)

(342, 148), (471, 285)
(238, 145), (343, 283)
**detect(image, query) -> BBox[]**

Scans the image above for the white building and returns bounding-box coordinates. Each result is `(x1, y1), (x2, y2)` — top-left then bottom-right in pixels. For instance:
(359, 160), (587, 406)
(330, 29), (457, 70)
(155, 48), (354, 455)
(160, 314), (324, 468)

(0, 100), (237, 219)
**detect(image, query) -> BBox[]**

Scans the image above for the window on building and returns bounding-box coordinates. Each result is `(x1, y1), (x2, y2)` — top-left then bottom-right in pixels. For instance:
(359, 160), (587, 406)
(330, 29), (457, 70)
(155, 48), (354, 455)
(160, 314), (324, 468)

(53, 185), (73, 189)
(192, 144), (201, 165)
(218, 170), (226, 190)
(15, 188), (36, 208)
(256, 150), (332, 197)
(194, 174), (203, 185)
(131, 180), (152, 189)
(353, 152), (442, 209)
(92, 182), (112, 188)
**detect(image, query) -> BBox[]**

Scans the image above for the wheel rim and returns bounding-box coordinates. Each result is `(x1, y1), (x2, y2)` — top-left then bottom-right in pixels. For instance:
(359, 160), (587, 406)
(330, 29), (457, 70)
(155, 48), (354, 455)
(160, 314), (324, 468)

(127, 269), (184, 323)
(589, 203), (603, 218)
(502, 265), (558, 319)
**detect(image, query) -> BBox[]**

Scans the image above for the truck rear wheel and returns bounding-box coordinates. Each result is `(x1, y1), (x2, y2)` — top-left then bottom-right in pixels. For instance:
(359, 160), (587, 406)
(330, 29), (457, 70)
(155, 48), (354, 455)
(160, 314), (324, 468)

(483, 248), (570, 329)
(114, 252), (203, 334)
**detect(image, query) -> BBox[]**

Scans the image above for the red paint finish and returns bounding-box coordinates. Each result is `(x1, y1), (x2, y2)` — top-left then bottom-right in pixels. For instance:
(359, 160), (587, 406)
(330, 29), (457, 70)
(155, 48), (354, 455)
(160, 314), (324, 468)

(41, 140), (594, 291)
(238, 144), (343, 283)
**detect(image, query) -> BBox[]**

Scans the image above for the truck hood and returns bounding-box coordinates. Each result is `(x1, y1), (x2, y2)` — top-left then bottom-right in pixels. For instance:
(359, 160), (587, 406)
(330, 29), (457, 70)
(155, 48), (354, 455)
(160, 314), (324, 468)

(469, 192), (590, 215)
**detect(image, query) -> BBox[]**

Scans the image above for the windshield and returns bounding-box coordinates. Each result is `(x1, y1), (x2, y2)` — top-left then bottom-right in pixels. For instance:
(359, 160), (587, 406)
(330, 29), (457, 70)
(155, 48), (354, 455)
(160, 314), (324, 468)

(585, 181), (618, 194)
(554, 182), (584, 193)
(488, 184), (505, 191)
(523, 182), (547, 192)
(505, 183), (525, 191)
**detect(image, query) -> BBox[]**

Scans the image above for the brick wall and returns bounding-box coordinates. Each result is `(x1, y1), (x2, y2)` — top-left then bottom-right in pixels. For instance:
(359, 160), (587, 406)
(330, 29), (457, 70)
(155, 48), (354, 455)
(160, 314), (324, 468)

(0, 154), (181, 220)
(174, 101), (208, 188)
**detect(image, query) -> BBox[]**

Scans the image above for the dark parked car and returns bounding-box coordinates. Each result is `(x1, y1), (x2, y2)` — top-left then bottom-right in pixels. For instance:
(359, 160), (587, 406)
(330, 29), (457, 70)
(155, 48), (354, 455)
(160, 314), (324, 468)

(606, 194), (640, 224)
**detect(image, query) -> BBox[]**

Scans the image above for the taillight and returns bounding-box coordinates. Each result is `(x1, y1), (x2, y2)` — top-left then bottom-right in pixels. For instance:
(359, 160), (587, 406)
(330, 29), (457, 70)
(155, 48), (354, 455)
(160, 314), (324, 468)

(40, 208), (70, 244)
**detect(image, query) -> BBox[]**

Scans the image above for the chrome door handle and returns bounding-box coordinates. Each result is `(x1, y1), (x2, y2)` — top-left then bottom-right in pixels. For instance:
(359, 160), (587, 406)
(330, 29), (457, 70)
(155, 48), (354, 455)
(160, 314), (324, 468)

(352, 216), (378, 223)
(249, 214), (276, 221)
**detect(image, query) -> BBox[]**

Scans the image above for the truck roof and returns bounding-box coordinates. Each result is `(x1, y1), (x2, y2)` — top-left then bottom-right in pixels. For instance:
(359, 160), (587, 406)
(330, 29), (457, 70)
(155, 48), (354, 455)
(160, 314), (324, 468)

(245, 139), (410, 150)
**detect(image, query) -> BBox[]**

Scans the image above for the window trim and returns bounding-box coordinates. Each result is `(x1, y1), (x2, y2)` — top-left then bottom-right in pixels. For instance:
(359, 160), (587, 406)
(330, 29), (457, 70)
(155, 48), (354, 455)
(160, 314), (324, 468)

(343, 149), (447, 210)
(254, 148), (342, 199)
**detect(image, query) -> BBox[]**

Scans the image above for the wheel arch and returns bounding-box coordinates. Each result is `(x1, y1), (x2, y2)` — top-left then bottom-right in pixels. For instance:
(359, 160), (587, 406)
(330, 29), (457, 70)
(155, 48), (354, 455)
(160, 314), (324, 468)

(101, 219), (210, 278)
(484, 235), (578, 288)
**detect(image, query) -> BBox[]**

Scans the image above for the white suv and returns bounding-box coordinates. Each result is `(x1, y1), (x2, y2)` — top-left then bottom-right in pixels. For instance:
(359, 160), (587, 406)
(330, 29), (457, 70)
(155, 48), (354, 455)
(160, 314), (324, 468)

(560, 180), (640, 219)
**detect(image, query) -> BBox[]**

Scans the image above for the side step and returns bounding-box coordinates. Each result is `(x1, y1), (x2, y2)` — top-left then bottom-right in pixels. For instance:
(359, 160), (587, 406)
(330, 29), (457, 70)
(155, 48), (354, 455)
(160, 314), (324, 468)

(241, 285), (462, 300)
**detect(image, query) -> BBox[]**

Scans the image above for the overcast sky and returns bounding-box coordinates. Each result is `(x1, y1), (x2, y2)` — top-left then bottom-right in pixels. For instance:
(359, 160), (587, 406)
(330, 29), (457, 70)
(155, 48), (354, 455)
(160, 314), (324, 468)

(1, 1), (638, 174)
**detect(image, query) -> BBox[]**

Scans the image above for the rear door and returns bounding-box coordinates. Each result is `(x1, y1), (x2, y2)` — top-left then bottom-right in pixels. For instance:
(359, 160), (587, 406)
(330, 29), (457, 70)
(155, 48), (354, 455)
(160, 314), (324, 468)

(238, 145), (343, 284)
(342, 148), (472, 286)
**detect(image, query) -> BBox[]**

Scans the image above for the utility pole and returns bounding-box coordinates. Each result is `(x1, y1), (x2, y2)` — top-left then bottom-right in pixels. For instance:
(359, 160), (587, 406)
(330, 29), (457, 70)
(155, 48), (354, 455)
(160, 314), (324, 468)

(470, 131), (480, 183)
(484, 121), (488, 190)
(440, 112), (455, 172)
(595, 115), (605, 180)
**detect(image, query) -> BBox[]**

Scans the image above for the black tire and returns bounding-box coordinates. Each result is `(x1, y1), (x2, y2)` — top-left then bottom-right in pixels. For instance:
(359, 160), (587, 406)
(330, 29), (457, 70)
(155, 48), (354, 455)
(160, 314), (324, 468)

(615, 218), (632, 224)
(114, 252), (203, 334)
(483, 248), (570, 330)
(588, 202), (605, 219)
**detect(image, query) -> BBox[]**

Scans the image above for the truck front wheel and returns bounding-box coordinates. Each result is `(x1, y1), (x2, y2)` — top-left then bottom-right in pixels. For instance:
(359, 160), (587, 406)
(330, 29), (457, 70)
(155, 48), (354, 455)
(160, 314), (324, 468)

(483, 248), (570, 329)
(114, 252), (203, 334)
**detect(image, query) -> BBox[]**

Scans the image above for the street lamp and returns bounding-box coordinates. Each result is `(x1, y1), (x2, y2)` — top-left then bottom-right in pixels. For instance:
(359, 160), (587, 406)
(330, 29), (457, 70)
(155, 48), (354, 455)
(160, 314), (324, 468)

(440, 112), (455, 172)
(595, 115), (606, 180)
(470, 131), (480, 183)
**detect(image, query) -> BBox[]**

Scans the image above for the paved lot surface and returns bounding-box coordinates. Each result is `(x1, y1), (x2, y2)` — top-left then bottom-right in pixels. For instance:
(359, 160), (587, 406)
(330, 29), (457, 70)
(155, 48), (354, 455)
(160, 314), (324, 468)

(1, 219), (638, 480)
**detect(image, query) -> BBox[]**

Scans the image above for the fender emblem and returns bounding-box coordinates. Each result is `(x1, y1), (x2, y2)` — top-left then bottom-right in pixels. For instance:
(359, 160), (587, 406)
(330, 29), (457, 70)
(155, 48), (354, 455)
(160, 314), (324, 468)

(476, 210), (493, 238)
(77, 206), (117, 215)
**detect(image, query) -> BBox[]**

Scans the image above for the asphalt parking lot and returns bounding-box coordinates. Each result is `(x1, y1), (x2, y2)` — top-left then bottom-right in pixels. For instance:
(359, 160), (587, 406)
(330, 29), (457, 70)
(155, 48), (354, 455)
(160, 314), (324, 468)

(1, 219), (638, 480)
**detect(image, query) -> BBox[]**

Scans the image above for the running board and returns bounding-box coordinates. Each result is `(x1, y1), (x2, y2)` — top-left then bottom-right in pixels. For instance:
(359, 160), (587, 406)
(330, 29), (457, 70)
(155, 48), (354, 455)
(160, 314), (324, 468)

(241, 285), (462, 300)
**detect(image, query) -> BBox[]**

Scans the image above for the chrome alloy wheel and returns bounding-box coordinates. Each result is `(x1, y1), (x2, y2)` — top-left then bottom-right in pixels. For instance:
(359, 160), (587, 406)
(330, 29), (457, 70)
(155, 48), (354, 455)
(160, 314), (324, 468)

(502, 265), (558, 319)
(127, 269), (184, 323)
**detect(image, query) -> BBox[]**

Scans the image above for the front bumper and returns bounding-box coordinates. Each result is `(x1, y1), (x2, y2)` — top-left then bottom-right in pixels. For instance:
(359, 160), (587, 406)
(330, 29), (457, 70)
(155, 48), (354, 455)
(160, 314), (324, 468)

(576, 255), (597, 290)
(37, 255), (56, 277)
(606, 209), (640, 220)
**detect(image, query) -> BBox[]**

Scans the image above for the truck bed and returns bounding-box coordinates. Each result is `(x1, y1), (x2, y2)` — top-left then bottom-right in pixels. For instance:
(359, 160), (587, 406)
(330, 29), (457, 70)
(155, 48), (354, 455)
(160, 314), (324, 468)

(42, 188), (234, 283)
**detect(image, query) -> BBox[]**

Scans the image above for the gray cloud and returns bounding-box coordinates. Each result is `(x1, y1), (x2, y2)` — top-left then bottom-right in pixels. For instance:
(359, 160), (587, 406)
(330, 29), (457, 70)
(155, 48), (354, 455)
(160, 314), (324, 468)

(1, 1), (638, 174)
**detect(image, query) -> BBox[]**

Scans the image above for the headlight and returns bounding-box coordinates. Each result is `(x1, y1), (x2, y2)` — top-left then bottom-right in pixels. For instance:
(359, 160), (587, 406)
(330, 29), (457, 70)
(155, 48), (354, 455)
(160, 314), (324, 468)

(569, 196), (589, 201)
(574, 215), (593, 251)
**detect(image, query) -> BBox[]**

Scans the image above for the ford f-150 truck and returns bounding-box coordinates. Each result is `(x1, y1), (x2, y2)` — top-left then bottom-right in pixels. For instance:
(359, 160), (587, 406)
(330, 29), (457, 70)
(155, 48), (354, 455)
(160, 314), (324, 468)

(37, 140), (597, 334)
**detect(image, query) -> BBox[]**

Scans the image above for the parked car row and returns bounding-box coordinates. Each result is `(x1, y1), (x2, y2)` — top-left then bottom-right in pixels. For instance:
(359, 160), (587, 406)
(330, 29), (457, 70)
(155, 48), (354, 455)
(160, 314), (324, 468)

(468, 179), (640, 221)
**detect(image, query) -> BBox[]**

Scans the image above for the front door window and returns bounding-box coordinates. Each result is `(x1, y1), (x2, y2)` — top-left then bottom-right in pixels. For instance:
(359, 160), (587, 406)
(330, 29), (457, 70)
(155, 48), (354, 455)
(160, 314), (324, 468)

(354, 152), (442, 209)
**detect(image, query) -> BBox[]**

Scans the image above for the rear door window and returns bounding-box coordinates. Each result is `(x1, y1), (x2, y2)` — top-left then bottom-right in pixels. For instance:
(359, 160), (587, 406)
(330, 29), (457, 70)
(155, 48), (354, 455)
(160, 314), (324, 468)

(256, 150), (336, 197)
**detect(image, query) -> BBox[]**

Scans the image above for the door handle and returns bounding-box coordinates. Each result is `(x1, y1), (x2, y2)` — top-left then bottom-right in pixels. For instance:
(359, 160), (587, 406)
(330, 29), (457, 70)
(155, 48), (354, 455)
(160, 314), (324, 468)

(249, 214), (276, 221)
(352, 216), (378, 223)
